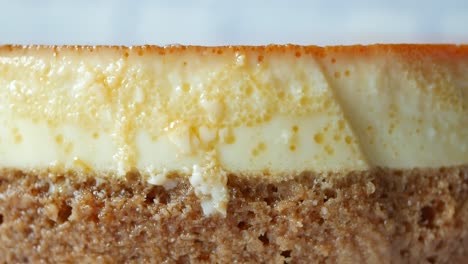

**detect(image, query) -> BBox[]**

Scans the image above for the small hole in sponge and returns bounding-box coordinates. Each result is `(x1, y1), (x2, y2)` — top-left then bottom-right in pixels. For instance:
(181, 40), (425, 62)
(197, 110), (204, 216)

(153, 187), (170, 205)
(0, 214), (3, 225)
(57, 203), (72, 223)
(145, 188), (158, 204)
(267, 184), (278, 193)
(419, 201), (444, 228)
(323, 188), (337, 203)
(264, 184), (279, 206)
(419, 206), (435, 227)
(237, 221), (249, 230)
(281, 250), (292, 258)
(258, 233), (269, 245)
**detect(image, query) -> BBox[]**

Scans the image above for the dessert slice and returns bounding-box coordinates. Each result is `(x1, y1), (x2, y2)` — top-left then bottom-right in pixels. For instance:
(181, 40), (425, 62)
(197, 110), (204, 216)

(0, 45), (467, 263)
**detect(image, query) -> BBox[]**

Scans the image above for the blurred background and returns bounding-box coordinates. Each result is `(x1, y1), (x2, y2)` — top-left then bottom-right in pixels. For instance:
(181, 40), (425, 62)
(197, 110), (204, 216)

(0, 0), (467, 46)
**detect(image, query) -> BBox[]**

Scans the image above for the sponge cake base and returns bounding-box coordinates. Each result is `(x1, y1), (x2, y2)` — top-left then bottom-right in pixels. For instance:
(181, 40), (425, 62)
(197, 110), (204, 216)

(0, 167), (467, 263)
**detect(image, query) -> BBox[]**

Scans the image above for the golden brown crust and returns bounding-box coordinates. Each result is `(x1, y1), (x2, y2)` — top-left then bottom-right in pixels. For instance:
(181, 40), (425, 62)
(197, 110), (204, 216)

(1, 44), (467, 60)
(1, 167), (467, 263)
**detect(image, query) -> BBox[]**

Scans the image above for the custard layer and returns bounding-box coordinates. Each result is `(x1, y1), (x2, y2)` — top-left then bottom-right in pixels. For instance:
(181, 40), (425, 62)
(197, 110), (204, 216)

(0, 45), (466, 175)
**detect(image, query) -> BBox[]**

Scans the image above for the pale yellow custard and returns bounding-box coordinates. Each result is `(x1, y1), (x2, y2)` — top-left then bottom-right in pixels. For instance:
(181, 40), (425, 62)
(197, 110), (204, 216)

(0, 45), (467, 214)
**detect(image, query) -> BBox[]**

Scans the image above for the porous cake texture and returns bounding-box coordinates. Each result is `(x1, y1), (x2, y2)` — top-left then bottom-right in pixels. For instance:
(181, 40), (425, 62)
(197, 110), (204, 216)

(0, 167), (467, 263)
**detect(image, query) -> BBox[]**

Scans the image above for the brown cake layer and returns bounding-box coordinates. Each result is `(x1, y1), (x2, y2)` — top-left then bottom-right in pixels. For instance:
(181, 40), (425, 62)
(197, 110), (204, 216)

(0, 167), (467, 263)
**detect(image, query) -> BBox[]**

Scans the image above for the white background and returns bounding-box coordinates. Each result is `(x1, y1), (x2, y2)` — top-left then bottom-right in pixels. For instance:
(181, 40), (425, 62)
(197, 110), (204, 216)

(0, 0), (467, 45)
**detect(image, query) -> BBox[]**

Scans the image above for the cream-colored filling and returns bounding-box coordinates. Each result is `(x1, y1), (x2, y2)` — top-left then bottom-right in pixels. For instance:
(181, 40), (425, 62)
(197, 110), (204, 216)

(0, 113), (465, 173)
(0, 46), (467, 215)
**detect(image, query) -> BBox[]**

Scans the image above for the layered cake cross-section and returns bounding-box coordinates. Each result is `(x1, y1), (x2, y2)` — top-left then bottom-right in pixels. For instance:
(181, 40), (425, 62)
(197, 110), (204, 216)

(0, 45), (467, 263)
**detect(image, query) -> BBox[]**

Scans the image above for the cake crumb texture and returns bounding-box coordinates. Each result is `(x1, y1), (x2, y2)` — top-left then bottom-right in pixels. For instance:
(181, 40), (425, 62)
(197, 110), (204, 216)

(0, 166), (467, 263)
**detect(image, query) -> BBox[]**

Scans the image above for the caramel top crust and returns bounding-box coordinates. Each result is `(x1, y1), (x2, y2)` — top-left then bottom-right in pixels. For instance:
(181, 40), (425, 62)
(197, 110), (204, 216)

(1, 44), (467, 59)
